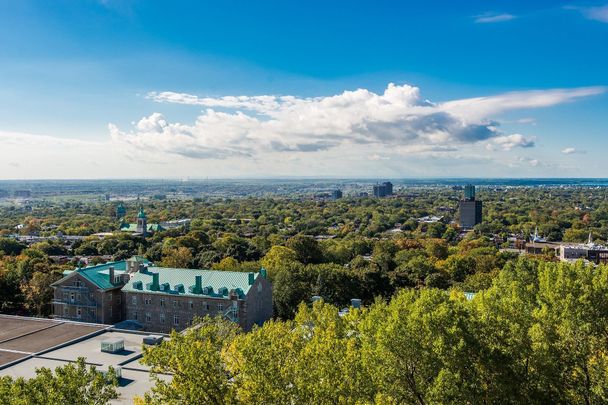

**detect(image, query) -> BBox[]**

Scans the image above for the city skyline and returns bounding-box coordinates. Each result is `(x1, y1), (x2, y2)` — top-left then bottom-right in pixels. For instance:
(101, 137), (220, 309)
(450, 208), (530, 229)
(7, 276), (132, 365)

(1, 0), (607, 179)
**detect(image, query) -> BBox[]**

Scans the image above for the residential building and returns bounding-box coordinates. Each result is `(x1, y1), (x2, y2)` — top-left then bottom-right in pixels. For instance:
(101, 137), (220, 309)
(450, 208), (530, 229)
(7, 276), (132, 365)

(458, 184), (482, 229)
(373, 181), (393, 197)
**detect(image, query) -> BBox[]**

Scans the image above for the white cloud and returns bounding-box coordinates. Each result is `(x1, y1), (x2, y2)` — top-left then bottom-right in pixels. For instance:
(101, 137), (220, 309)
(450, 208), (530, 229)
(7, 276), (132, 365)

(112, 83), (605, 162)
(562, 147), (586, 154)
(473, 13), (517, 23)
(567, 5), (608, 23)
(492, 134), (535, 150)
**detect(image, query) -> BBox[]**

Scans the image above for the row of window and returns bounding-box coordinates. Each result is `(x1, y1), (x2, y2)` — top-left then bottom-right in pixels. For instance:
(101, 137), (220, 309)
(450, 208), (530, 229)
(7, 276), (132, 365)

(133, 312), (183, 326)
(130, 296), (227, 311)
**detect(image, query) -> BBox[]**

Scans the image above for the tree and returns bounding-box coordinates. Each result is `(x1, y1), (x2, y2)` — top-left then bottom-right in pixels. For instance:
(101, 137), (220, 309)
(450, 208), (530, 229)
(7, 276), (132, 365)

(286, 235), (323, 264)
(159, 247), (193, 268)
(0, 357), (118, 404)
(260, 245), (298, 278)
(139, 317), (239, 404)
(21, 271), (58, 316)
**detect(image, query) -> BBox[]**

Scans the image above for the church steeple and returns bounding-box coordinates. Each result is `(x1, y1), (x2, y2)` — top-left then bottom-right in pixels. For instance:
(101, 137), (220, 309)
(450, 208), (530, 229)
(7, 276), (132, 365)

(136, 207), (148, 236)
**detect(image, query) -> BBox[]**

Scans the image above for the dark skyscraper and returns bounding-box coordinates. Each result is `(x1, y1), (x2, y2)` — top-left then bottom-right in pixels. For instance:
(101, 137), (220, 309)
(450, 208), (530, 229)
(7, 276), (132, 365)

(373, 181), (393, 198)
(459, 184), (482, 229)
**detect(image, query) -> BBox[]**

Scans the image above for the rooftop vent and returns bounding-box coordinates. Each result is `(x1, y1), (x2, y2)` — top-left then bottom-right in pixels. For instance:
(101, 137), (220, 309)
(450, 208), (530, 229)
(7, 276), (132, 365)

(218, 287), (229, 296)
(100, 337), (124, 354)
(133, 281), (143, 290)
(160, 282), (170, 292)
(175, 284), (185, 293)
(143, 335), (164, 345)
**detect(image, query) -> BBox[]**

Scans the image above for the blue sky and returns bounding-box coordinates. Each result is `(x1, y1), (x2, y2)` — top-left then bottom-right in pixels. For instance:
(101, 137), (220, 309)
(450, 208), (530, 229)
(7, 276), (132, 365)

(0, 0), (607, 178)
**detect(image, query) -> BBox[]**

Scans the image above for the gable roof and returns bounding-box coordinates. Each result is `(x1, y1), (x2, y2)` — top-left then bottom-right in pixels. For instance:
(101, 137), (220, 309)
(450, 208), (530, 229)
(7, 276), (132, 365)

(53, 257), (152, 290)
(122, 267), (263, 299)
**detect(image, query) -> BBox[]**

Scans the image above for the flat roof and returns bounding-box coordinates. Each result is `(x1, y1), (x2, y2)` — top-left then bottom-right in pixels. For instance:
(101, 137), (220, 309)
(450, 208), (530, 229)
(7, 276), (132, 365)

(0, 315), (170, 404)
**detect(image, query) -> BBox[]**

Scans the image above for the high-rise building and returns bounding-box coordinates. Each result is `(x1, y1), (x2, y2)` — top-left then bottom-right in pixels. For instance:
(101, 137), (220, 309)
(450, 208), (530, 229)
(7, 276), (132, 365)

(331, 189), (343, 200)
(373, 181), (393, 197)
(459, 184), (482, 229)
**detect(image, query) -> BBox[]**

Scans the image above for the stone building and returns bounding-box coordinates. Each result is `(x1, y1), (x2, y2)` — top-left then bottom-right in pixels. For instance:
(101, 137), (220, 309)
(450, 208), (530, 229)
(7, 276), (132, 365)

(122, 266), (272, 332)
(50, 256), (150, 324)
(51, 257), (273, 333)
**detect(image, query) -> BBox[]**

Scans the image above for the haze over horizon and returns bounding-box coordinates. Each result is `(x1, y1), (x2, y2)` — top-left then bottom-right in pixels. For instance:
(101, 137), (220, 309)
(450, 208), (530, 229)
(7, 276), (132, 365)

(1, 1), (607, 179)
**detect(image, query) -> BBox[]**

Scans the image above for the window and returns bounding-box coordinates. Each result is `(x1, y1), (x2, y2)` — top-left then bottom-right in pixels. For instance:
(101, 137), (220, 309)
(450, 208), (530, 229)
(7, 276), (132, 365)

(76, 307), (82, 319)
(70, 292), (75, 302)
(217, 303), (223, 311)
(145, 313), (151, 323)
(134, 312), (138, 320)
(173, 315), (179, 326)
(117, 295), (121, 304)
(160, 313), (165, 324)
(189, 301), (193, 309)
(63, 306), (69, 316)
(108, 293), (113, 301)
(173, 300), (177, 308)
(160, 298), (165, 307)
(131, 296), (137, 306)
(114, 276), (121, 284)
(63, 292), (68, 300)
(145, 297), (152, 305)
(204, 302), (210, 311)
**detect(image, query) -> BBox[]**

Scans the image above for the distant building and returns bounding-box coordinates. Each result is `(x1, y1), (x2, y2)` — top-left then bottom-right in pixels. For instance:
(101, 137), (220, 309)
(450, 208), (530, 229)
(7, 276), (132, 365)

(373, 182), (393, 197)
(458, 184), (482, 229)
(0, 190), (9, 199)
(331, 189), (343, 200)
(559, 234), (608, 264)
(119, 208), (164, 237)
(116, 202), (127, 219)
(51, 256), (273, 333)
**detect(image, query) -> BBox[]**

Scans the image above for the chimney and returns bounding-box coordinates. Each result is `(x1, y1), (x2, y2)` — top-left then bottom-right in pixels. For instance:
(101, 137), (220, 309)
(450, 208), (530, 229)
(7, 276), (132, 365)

(351, 298), (362, 309)
(150, 272), (160, 291)
(248, 272), (255, 285)
(109, 266), (115, 284)
(195, 275), (202, 294)
(259, 268), (267, 279)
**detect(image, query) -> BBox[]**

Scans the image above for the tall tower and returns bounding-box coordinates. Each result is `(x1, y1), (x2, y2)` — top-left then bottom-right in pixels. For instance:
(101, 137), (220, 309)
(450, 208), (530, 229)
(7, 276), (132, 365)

(136, 207), (148, 236)
(458, 185), (482, 229)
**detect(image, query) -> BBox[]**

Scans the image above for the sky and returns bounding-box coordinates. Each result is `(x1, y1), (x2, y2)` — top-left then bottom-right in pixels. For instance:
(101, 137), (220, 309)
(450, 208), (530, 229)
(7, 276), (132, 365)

(0, 0), (607, 179)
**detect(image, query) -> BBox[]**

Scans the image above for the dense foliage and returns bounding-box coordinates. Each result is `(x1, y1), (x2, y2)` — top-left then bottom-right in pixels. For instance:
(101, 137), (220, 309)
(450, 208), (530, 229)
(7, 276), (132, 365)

(140, 258), (608, 404)
(0, 358), (118, 405)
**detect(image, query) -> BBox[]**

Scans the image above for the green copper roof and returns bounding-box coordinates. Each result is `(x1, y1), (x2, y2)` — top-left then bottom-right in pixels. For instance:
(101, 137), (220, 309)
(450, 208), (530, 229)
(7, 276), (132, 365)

(137, 208), (147, 219)
(122, 266), (263, 299)
(119, 223), (164, 232)
(55, 257), (152, 290)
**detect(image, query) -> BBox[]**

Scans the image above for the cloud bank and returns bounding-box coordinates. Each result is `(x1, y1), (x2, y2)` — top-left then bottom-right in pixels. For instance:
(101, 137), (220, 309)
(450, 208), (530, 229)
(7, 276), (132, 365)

(108, 83), (603, 162)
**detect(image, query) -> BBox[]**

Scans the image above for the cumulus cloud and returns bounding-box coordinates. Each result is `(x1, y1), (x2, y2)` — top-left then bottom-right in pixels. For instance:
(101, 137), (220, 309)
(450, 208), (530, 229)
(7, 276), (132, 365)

(109, 83), (604, 161)
(474, 12), (517, 23)
(492, 134), (535, 150)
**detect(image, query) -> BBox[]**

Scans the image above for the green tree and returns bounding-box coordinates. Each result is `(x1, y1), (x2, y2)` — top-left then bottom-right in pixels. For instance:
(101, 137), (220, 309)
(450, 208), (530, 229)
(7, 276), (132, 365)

(139, 317), (239, 404)
(0, 357), (118, 405)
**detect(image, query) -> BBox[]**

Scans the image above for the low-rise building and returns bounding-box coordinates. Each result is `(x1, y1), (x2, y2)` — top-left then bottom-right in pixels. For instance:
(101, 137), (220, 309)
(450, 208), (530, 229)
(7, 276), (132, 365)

(51, 256), (273, 333)
(123, 267), (272, 332)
